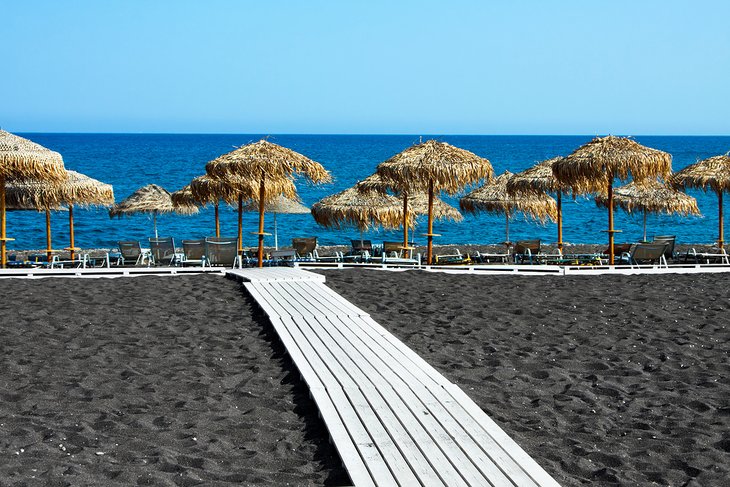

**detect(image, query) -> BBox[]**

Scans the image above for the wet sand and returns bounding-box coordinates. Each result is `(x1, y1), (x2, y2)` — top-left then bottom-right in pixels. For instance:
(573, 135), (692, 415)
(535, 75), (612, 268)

(0, 274), (349, 486)
(320, 269), (730, 486)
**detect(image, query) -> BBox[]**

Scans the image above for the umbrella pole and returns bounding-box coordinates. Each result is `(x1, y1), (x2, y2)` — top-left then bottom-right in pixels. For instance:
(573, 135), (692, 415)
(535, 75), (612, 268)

(403, 194), (409, 249)
(719, 190), (724, 249)
(608, 177), (615, 265)
(215, 203), (220, 238)
(69, 205), (75, 261)
(237, 195), (243, 256)
(46, 209), (53, 262)
(0, 177), (6, 268)
(257, 174), (265, 268)
(274, 213), (278, 250)
(426, 179), (434, 265)
(153, 211), (158, 239)
(557, 191), (563, 252)
(505, 212), (510, 244)
(643, 209), (648, 243)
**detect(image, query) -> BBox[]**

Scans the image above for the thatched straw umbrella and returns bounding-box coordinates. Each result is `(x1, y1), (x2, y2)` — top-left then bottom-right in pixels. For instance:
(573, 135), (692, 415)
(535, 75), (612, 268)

(6, 170), (114, 260)
(595, 179), (700, 242)
(109, 184), (198, 238)
(460, 171), (558, 245)
(376, 140), (493, 264)
(553, 136), (672, 264)
(0, 130), (67, 267)
(670, 154), (730, 249)
(507, 157), (569, 251)
(356, 173), (462, 248)
(206, 140), (331, 267)
(244, 195), (309, 249)
(188, 173), (298, 249)
(311, 185), (411, 247)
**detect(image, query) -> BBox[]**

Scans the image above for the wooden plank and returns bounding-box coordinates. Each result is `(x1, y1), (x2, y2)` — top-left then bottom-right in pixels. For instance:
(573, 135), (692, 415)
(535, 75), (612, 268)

(277, 316), (394, 485)
(323, 315), (506, 486)
(342, 316), (546, 486)
(307, 315), (467, 486)
(243, 282), (284, 321)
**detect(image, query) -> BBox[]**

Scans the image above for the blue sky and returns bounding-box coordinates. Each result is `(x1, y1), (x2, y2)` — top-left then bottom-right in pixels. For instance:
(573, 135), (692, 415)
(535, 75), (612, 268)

(3, 1), (729, 134)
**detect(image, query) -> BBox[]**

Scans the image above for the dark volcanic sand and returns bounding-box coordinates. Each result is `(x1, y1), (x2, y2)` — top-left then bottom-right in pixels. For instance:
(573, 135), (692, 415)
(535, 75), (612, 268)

(320, 269), (730, 486)
(0, 275), (349, 486)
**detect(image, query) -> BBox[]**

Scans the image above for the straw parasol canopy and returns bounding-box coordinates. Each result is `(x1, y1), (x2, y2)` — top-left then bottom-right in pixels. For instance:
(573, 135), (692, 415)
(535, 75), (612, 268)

(0, 130), (68, 267)
(670, 154), (730, 248)
(553, 135), (672, 263)
(205, 139), (331, 266)
(243, 195), (310, 250)
(356, 172), (462, 247)
(311, 186), (410, 232)
(461, 171), (558, 245)
(595, 179), (700, 242)
(507, 157), (569, 250)
(6, 170), (114, 259)
(376, 139), (493, 264)
(110, 184), (198, 238)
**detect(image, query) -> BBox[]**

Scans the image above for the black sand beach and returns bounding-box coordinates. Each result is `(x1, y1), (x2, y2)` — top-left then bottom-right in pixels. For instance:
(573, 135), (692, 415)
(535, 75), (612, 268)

(321, 269), (730, 486)
(0, 275), (348, 486)
(2, 270), (729, 486)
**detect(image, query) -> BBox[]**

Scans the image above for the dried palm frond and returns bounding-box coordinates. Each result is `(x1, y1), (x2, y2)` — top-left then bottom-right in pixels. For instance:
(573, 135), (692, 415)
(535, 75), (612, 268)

(553, 136), (672, 194)
(376, 139), (493, 195)
(506, 157), (567, 196)
(595, 179), (700, 216)
(189, 173), (298, 205)
(311, 186), (410, 231)
(460, 171), (558, 223)
(6, 170), (113, 209)
(109, 184), (198, 217)
(669, 154), (730, 193)
(205, 139), (332, 184)
(0, 130), (67, 182)
(243, 195), (309, 214)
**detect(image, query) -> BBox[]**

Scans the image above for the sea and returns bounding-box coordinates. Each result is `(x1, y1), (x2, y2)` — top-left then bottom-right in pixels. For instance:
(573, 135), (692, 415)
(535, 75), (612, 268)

(8, 134), (730, 251)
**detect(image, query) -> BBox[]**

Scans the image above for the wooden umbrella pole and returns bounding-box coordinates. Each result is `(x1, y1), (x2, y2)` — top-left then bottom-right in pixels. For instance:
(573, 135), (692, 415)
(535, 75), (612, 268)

(215, 203), (220, 238)
(719, 190), (724, 249)
(237, 195), (243, 256)
(556, 191), (563, 251)
(0, 177), (6, 268)
(69, 205), (76, 261)
(426, 179), (434, 265)
(257, 174), (265, 268)
(402, 193), (409, 249)
(46, 209), (53, 262)
(608, 176), (615, 265)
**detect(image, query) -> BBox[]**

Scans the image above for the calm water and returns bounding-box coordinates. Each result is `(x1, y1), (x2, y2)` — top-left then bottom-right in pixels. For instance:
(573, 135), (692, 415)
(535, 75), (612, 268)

(8, 134), (730, 250)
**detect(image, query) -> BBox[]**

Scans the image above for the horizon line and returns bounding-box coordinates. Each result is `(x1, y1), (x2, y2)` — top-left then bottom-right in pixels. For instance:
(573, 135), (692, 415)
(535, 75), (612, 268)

(10, 131), (730, 137)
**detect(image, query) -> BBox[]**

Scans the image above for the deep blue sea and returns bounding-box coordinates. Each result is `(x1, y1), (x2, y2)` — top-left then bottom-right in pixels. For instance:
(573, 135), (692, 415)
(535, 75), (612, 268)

(8, 134), (730, 250)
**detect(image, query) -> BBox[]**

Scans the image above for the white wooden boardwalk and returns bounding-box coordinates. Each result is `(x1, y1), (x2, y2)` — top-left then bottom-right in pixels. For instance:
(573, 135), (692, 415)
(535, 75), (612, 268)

(228, 267), (560, 487)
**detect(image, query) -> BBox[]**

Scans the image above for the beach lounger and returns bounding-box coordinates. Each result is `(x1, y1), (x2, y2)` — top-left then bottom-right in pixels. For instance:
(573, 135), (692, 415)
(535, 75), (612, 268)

(291, 237), (317, 260)
(117, 241), (151, 266)
(621, 242), (669, 267)
(681, 247), (729, 264)
(343, 239), (373, 263)
(312, 249), (343, 262)
(269, 249), (298, 266)
(149, 237), (178, 266)
(652, 235), (676, 262)
(473, 250), (510, 263)
(433, 248), (470, 265)
(181, 239), (207, 267)
(513, 239), (541, 264)
(381, 241), (420, 265)
(49, 253), (89, 269)
(204, 237), (242, 268)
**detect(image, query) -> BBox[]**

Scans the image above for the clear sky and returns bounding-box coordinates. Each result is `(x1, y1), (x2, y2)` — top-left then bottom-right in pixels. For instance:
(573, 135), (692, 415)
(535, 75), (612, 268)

(3, 1), (729, 134)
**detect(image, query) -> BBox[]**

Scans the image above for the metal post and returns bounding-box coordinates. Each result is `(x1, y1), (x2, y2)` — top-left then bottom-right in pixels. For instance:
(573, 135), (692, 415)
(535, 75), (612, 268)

(237, 195), (243, 256)
(402, 193), (409, 249)
(69, 205), (76, 261)
(556, 191), (563, 251)
(257, 173), (265, 268)
(215, 203), (220, 238)
(719, 190), (724, 249)
(46, 209), (53, 262)
(426, 180), (434, 265)
(608, 177), (615, 265)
